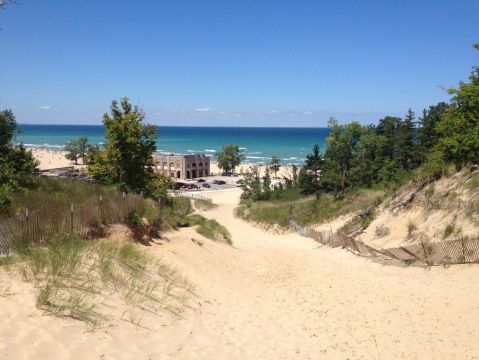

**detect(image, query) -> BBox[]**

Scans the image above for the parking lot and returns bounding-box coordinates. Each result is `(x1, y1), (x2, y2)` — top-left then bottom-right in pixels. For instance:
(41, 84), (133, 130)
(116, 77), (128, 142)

(175, 175), (241, 192)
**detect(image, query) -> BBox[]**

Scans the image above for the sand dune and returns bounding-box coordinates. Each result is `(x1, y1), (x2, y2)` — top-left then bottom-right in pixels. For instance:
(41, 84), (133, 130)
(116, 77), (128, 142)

(1, 188), (479, 359)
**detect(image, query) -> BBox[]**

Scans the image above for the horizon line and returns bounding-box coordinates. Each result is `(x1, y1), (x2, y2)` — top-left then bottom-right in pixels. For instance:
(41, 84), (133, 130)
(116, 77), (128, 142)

(18, 123), (333, 129)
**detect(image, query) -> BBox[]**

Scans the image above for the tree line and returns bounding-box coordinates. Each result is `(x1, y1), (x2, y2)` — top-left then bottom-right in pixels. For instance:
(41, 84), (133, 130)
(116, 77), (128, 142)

(242, 43), (478, 201)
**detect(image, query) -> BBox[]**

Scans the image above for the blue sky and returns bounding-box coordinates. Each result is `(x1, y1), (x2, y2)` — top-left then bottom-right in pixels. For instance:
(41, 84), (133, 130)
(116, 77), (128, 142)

(0, 0), (477, 126)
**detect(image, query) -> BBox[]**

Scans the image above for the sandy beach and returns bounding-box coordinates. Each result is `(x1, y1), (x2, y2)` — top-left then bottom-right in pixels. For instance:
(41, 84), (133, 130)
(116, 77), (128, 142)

(29, 147), (294, 180)
(1, 183), (479, 359)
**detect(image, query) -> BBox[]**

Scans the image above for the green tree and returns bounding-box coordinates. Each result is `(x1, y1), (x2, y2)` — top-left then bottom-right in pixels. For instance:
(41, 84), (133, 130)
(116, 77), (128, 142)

(418, 102), (449, 159)
(87, 98), (172, 200)
(64, 137), (89, 165)
(262, 167), (272, 200)
(241, 166), (262, 200)
(217, 144), (245, 175)
(0, 109), (38, 212)
(350, 129), (385, 187)
(291, 164), (298, 185)
(434, 44), (479, 167)
(297, 144), (324, 194)
(397, 109), (419, 170)
(321, 119), (362, 197)
(375, 116), (402, 162)
(269, 155), (281, 178)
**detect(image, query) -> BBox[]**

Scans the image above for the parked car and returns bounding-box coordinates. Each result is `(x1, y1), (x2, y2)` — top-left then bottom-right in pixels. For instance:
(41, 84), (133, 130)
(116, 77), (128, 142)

(202, 183), (211, 188)
(197, 178), (206, 183)
(215, 180), (226, 185)
(188, 184), (199, 190)
(175, 182), (186, 190)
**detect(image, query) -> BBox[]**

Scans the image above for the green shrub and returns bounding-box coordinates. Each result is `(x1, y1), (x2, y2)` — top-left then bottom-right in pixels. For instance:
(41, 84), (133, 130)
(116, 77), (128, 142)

(0, 185), (12, 215)
(185, 215), (232, 244)
(236, 188), (384, 229)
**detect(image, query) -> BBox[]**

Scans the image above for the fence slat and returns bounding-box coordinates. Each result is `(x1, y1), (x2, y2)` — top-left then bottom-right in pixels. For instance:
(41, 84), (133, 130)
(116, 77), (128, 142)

(289, 220), (479, 266)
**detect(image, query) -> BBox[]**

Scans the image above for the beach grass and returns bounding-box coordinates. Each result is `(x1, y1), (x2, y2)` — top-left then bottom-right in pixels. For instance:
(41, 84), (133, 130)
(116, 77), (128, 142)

(18, 235), (194, 327)
(235, 188), (384, 228)
(186, 214), (232, 244)
(193, 198), (218, 211)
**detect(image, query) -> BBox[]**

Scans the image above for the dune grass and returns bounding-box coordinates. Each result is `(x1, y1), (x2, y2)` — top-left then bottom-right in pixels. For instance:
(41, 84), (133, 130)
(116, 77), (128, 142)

(193, 199), (218, 211)
(235, 188), (384, 229)
(18, 235), (194, 328)
(186, 215), (232, 244)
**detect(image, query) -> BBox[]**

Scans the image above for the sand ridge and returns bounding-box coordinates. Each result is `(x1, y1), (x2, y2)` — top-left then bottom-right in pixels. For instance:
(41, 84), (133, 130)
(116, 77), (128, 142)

(1, 185), (479, 358)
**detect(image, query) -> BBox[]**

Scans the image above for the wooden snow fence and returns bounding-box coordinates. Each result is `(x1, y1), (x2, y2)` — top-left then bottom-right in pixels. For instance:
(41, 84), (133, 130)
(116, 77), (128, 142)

(0, 193), (145, 255)
(289, 220), (479, 266)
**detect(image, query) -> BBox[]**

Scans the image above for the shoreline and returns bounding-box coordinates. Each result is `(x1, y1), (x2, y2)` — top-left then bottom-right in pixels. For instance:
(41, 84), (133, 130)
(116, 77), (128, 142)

(28, 147), (295, 178)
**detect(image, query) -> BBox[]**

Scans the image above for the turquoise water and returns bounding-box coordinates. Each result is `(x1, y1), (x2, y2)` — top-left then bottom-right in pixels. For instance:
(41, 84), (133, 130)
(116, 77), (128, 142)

(17, 125), (330, 165)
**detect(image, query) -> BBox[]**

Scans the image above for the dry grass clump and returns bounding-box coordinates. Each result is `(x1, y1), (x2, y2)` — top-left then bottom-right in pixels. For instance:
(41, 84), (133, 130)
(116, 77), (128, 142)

(19, 236), (194, 328)
(193, 199), (218, 211)
(236, 188), (385, 229)
(375, 224), (390, 237)
(186, 215), (232, 245)
(407, 220), (418, 239)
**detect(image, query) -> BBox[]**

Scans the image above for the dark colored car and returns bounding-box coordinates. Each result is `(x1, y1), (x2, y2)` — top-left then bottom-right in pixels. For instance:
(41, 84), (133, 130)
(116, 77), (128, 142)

(202, 183), (211, 188)
(215, 180), (226, 185)
(188, 184), (199, 190)
(197, 178), (206, 183)
(175, 182), (186, 190)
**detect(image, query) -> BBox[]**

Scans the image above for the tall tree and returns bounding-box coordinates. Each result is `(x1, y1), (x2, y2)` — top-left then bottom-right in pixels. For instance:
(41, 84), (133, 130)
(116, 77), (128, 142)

(375, 116), (402, 161)
(418, 102), (449, 159)
(262, 167), (272, 200)
(321, 120), (362, 197)
(434, 44), (479, 167)
(217, 144), (245, 175)
(298, 144), (324, 194)
(0, 109), (38, 212)
(87, 98), (172, 199)
(269, 155), (281, 178)
(398, 109), (418, 170)
(64, 137), (89, 165)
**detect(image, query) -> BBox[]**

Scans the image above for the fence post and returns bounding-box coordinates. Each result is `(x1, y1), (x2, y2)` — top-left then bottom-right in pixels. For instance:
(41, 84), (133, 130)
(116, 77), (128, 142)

(25, 208), (29, 242)
(99, 195), (103, 223)
(421, 240), (431, 266)
(460, 236), (466, 263)
(70, 203), (74, 234)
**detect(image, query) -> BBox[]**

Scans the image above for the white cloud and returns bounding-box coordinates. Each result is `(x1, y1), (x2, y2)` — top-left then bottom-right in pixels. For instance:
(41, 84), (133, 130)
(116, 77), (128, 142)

(39, 105), (51, 110)
(303, 111), (313, 115)
(154, 112), (161, 116)
(196, 107), (210, 112)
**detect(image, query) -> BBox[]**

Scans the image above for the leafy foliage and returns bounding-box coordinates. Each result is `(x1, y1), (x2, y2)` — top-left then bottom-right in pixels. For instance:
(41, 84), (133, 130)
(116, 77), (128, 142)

(269, 155), (281, 178)
(298, 144), (324, 194)
(64, 137), (89, 165)
(86, 98), (173, 200)
(0, 109), (38, 213)
(433, 44), (479, 168)
(216, 144), (245, 175)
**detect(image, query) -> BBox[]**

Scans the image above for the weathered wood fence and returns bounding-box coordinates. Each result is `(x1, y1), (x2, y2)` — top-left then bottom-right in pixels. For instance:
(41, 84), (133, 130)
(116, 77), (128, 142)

(174, 191), (212, 202)
(290, 220), (479, 266)
(0, 193), (145, 255)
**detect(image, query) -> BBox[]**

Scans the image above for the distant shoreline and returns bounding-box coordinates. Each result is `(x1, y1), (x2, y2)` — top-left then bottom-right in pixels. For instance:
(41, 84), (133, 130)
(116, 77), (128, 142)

(17, 124), (327, 166)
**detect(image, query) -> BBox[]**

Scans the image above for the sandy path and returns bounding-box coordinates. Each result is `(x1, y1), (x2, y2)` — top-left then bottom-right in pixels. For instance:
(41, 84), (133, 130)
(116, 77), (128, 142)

(1, 188), (479, 359)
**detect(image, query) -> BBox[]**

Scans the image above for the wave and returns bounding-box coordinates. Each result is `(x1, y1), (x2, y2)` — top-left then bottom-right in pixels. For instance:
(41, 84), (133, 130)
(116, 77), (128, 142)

(204, 149), (216, 153)
(247, 151), (262, 155)
(23, 143), (64, 150)
(246, 156), (267, 160)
